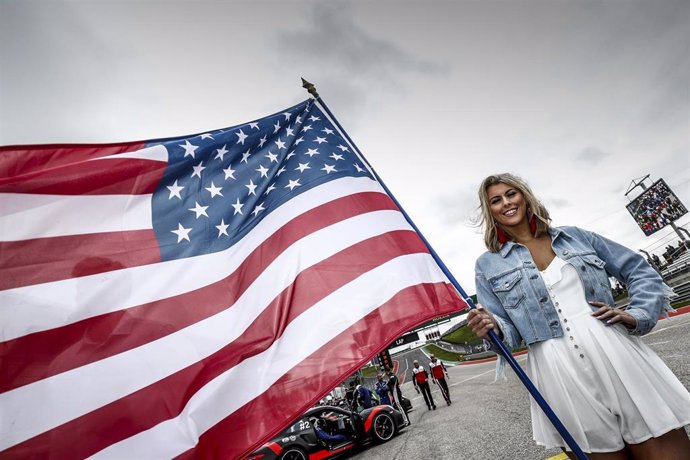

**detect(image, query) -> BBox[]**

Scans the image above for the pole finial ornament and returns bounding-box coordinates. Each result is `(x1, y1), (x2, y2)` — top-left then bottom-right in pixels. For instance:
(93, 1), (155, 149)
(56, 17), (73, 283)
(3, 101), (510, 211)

(301, 78), (319, 98)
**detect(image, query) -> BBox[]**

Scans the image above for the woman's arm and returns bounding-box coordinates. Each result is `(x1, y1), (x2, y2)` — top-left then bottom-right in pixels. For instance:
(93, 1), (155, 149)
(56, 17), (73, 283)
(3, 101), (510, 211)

(473, 263), (522, 350)
(578, 227), (672, 335)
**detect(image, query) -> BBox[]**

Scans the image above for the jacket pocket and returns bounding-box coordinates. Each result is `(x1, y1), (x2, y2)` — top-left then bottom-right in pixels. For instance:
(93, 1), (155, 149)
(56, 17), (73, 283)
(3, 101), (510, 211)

(582, 254), (606, 270)
(489, 270), (526, 310)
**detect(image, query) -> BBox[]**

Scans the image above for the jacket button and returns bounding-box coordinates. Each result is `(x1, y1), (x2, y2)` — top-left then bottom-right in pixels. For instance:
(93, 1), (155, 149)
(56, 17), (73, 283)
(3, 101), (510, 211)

(563, 250), (569, 256)
(550, 321), (559, 327)
(540, 297), (547, 303)
(589, 288), (595, 295)
(580, 266), (586, 271)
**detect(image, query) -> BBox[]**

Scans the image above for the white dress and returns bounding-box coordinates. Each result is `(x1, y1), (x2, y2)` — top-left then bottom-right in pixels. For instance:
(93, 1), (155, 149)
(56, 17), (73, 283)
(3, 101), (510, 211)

(527, 256), (690, 452)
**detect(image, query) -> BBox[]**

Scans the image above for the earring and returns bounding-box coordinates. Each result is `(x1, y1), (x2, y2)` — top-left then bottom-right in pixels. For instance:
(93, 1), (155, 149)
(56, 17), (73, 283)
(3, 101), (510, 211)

(496, 224), (509, 244)
(529, 213), (537, 235)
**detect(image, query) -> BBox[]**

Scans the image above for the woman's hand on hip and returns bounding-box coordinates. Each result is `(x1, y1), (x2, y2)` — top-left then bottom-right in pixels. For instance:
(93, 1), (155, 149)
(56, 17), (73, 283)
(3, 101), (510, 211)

(467, 304), (501, 339)
(589, 301), (637, 329)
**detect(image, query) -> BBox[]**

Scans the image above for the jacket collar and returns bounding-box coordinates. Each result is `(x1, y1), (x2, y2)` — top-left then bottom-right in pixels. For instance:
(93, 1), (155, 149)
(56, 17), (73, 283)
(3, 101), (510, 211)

(497, 226), (566, 258)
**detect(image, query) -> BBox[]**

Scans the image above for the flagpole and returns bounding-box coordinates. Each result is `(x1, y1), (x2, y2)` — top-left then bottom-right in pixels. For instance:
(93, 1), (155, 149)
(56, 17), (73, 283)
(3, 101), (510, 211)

(302, 78), (588, 460)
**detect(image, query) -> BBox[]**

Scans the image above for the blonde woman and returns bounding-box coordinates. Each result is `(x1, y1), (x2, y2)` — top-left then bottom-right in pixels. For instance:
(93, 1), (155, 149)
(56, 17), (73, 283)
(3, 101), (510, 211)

(467, 173), (690, 459)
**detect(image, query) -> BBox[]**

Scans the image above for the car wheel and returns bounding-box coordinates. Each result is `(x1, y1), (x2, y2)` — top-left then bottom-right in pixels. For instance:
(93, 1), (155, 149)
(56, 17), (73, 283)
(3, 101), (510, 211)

(279, 446), (307, 460)
(372, 413), (396, 442)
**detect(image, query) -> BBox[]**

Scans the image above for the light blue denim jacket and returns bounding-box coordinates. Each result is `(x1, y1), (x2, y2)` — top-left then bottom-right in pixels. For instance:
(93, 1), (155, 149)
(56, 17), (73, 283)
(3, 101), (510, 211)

(475, 226), (672, 351)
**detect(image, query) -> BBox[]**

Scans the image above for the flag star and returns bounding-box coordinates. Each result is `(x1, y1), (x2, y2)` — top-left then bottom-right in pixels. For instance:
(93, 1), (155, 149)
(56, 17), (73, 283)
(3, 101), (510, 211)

(286, 150), (296, 159)
(200, 133), (214, 140)
(274, 138), (286, 150)
(322, 127), (334, 135)
(256, 164), (269, 178)
(245, 179), (258, 196)
(265, 151), (279, 163)
(302, 125), (313, 132)
(252, 203), (266, 216)
(314, 136), (327, 144)
(216, 219), (229, 237)
(309, 115), (320, 122)
(236, 129), (248, 145)
(337, 144), (350, 152)
(305, 148), (319, 157)
(354, 163), (365, 173)
(214, 144), (229, 161)
(171, 223), (192, 243)
(296, 115), (302, 124)
(282, 111), (292, 121)
(295, 137), (305, 146)
(205, 181), (223, 198)
(249, 122), (260, 130)
(276, 166), (287, 176)
(180, 140), (198, 158)
(188, 201), (209, 219)
(264, 183), (277, 195)
(322, 164), (337, 174)
(329, 153), (344, 161)
(285, 179), (301, 190)
(166, 180), (184, 199)
(191, 162), (206, 178)
(295, 162), (311, 173)
(258, 135), (268, 148)
(273, 121), (281, 134)
(223, 164), (236, 180)
(240, 149), (251, 163)
(286, 126), (295, 136)
(232, 197), (244, 215)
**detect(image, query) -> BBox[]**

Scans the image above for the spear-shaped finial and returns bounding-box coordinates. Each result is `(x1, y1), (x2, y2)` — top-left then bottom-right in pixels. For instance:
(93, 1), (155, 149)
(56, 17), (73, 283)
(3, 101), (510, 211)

(301, 78), (319, 98)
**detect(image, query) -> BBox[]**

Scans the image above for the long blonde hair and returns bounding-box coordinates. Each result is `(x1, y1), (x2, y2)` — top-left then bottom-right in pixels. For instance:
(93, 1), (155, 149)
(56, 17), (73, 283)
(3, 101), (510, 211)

(477, 173), (551, 252)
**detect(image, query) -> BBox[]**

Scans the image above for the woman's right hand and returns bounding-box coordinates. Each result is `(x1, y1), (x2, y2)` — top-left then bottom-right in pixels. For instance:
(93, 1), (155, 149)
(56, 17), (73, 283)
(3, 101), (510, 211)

(467, 304), (500, 339)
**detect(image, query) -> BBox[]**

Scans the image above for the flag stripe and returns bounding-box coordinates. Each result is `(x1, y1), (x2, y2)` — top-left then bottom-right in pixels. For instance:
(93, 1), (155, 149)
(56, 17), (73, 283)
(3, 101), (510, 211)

(0, 192), (397, 393)
(91, 254), (452, 459)
(0, 193), (153, 241)
(0, 229), (161, 291)
(1, 230), (429, 459)
(0, 158), (167, 195)
(0, 176), (383, 340)
(0, 142), (147, 178)
(179, 282), (458, 460)
(0, 209), (413, 450)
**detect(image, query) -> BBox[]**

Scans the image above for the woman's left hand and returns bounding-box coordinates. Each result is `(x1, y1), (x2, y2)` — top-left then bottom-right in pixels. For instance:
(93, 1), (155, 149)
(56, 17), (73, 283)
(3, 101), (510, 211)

(589, 301), (637, 330)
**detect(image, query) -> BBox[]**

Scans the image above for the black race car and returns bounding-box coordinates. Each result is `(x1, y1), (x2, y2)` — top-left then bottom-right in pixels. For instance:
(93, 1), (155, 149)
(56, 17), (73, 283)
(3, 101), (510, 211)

(243, 404), (408, 460)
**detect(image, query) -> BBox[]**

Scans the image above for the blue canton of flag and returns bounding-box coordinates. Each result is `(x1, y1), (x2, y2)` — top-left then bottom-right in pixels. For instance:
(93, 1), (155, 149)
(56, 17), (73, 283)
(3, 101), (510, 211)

(151, 100), (372, 260)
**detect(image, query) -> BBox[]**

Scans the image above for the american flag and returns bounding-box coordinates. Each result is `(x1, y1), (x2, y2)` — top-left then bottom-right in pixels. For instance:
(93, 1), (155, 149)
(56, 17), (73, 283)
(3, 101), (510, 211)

(0, 98), (466, 458)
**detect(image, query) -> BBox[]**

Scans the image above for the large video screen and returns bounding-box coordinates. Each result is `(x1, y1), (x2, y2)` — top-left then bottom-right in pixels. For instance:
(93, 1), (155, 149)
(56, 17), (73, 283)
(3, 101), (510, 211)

(626, 179), (688, 236)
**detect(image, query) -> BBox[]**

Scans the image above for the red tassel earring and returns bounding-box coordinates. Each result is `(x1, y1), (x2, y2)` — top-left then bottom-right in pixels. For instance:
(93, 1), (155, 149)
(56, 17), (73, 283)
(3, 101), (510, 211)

(496, 224), (509, 244)
(529, 213), (537, 235)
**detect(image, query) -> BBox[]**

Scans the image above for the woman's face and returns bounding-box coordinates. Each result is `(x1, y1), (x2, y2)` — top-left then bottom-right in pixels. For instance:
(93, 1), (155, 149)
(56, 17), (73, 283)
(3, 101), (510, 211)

(487, 182), (527, 228)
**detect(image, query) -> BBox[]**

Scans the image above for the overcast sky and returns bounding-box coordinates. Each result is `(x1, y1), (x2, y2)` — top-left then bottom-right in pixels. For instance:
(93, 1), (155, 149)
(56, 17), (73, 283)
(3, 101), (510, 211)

(2, 0), (688, 295)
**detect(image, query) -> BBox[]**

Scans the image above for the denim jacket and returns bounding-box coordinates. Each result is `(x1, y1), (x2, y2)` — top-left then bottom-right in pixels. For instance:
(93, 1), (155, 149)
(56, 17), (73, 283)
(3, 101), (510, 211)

(475, 226), (672, 350)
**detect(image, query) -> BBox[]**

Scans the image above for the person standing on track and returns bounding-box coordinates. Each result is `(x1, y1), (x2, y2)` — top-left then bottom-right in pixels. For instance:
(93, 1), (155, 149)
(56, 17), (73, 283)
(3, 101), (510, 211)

(411, 360), (436, 410)
(429, 355), (451, 405)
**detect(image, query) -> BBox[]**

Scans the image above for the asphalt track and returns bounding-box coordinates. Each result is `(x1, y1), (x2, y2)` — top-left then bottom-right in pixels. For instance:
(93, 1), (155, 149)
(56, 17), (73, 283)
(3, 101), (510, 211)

(348, 312), (690, 460)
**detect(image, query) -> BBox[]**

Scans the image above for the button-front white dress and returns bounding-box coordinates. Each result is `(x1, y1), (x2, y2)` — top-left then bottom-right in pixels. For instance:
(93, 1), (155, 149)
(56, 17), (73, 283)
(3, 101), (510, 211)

(527, 256), (690, 452)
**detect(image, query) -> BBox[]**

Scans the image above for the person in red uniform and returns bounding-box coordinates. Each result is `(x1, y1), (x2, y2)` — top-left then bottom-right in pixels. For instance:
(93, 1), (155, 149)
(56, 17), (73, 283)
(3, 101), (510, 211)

(411, 360), (436, 410)
(429, 355), (451, 405)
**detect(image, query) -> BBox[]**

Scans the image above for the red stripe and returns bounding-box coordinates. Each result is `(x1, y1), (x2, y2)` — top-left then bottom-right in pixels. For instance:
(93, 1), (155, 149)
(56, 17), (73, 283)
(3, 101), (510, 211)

(0, 192), (396, 393)
(0, 230), (161, 291)
(179, 282), (464, 460)
(0, 229), (434, 459)
(309, 444), (354, 460)
(0, 142), (146, 178)
(363, 406), (386, 432)
(0, 158), (166, 195)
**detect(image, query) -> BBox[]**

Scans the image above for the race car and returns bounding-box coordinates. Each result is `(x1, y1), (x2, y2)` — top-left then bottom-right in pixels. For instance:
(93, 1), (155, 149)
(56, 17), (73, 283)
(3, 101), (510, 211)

(243, 404), (408, 460)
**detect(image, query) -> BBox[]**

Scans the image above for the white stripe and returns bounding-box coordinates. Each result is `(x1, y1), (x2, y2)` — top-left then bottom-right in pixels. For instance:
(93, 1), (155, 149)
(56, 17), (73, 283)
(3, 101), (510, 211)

(0, 176), (384, 341)
(0, 205), (411, 449)
(90, 144), (169, 163)
(0, 193), (153, 241)
(92, 253), (445, 459)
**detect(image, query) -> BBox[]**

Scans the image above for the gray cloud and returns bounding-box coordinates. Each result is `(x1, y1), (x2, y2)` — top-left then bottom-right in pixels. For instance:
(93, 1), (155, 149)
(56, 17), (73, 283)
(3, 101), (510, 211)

(274, 2), (449, 112)
(573, 146), (612, 165)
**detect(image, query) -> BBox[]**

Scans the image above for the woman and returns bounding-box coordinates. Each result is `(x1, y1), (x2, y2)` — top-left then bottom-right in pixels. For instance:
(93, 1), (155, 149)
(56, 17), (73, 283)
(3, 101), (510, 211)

(467, 173), (690, 459)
